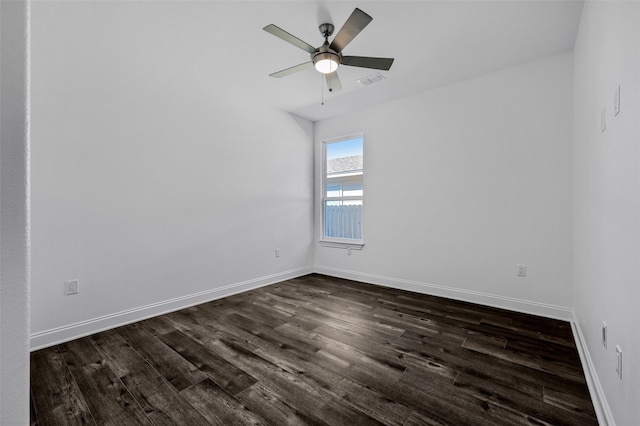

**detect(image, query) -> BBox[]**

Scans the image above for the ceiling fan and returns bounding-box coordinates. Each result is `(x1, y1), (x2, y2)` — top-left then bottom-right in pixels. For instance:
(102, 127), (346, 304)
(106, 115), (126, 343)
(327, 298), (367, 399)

(263, 8), (394, 92)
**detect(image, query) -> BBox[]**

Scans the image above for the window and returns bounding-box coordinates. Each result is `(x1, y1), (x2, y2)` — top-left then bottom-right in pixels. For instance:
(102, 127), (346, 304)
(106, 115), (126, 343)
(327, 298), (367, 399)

(322, 135), (363, 246)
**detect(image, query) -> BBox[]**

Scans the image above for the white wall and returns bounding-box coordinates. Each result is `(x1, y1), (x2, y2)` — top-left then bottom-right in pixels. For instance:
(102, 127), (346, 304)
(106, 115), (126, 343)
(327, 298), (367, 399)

(573, 2), (640, 425)
(30, 1), (314, 348)
(0, 0), (30, 423)
(315, 52), (574, 319)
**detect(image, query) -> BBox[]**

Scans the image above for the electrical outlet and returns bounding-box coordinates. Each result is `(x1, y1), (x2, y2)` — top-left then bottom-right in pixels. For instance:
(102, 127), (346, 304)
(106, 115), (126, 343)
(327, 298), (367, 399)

(65, 279), (79, 295)
(517, 264), (526, 277)
(275, 249), (280, 258)
(602, 321), (607, 348)
(347, 247), (352, 256)
(616, 345), (623, 379)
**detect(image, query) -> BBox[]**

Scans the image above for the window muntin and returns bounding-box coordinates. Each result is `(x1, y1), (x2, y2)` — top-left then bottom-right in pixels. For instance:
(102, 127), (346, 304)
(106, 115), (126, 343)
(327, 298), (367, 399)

(323, 135), (363, 242)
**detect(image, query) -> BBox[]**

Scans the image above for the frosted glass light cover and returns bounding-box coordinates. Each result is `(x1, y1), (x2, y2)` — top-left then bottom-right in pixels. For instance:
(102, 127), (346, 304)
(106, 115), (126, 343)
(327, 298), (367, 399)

(314, 57), (338, 74)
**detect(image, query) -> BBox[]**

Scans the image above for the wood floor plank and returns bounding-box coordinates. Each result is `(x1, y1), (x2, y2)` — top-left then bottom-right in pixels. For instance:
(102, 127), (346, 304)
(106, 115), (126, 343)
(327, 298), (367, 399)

(220, 319), (415, 425)
(31, 274), (596, 426)
(120, 369), (211, 426)
(30, 347), (95, 425)
(454, 372), (597, 426)
(159, 330), (258, 396)
(181, 379), (266, 425)
(88, 328), (210, 424)
(226, 312), (321, 357)
(89, 329), (146, 378)
(283, 321), (452, 383)
(163, 306), (256, 345)
(543, 384), (597, 420)
(460, 334), (587, 383)
(371, 307), (467, 343)
(388, 374), (515, 426)
(313, 396), (386, 426)
(506, 335), (583, 368)
(394, 329), (571, 391)
(163, 306), (262, 355)
(235, 382), (327, 425)
(461, 334), (507, 353)
(29, 393), (39, 426)
(173, 308), (410, 425)
(178, 326), (338, 417)
(145, 394), (211, 426)
(59, 338), (152, 425)
(118, 322), (208, 391)
(233, 300), (293, 330)
(332, 377), (412, 425)
(311, 324), (407, 373)
(271, 286), (407, 338)
(137, 316), (177, 336)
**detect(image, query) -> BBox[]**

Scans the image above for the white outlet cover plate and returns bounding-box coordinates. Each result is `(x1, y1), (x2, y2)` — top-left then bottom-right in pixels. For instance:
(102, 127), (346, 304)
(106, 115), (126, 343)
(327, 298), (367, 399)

(65, 279), (79, 295)
(616, 345), (623, 379)
(517, 264), (526, 277)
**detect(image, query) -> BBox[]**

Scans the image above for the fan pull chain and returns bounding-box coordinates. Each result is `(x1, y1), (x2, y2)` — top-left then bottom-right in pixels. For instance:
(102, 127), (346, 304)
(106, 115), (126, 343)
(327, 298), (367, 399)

(321, 73), (325, 106)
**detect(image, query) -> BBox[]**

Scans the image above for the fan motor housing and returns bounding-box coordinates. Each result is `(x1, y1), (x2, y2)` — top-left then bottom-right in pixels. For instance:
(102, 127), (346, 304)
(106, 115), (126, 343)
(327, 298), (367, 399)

(311, 42), (342, 65)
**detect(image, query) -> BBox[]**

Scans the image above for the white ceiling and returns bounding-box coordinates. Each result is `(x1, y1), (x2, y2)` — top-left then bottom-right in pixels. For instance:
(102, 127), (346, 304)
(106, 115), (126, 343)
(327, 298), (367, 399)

(132, 1), (585, 122)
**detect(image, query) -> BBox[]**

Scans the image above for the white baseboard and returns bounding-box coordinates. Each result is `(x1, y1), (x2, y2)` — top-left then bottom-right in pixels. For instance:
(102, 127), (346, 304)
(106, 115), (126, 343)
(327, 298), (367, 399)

(30, 266), (313, 351)
(571, 313), (616, 426)
(313, 266), (574, 321)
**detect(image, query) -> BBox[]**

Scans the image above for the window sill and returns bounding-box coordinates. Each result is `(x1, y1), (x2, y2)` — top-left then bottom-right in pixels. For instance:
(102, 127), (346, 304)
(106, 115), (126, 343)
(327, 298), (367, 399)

(319, 239), (364, 250)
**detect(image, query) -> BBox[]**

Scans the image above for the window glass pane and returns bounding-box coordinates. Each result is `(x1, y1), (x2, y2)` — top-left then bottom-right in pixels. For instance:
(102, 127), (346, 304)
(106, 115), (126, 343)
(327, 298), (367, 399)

(324, 201), (362, 240)
(326, 137), (363, 178)
(326, 183), (342, 198)
(342, 182), (363, 197)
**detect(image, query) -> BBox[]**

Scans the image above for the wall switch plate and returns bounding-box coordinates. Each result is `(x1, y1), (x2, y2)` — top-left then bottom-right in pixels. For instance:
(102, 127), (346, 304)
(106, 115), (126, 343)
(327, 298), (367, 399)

(614, 85), (621, 116)
(616, 345), (623, 379)
(65, 279), (79, 295)
(517, 264), (526, 277)
(602, 321), (607, 348)
(275, 249), (281, 258)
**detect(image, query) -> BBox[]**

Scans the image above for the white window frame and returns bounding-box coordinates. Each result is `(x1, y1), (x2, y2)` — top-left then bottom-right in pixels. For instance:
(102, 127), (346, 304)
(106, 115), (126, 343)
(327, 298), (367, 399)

(320, 133), (365, 250)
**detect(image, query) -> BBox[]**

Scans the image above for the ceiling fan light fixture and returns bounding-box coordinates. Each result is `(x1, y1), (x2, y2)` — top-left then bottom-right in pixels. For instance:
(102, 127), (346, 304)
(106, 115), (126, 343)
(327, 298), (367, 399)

(264, 8), (394, 90)
(313, 53), (339, 74)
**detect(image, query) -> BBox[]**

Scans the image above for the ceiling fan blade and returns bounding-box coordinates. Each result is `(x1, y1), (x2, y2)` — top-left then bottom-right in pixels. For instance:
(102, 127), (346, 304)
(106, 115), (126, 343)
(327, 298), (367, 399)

(329, 8), (372, 53)
(341, 56), (394, 71)
(325, 71), (342, 92)
(269, 61), (314, 78)
(263, 24), (316, 54)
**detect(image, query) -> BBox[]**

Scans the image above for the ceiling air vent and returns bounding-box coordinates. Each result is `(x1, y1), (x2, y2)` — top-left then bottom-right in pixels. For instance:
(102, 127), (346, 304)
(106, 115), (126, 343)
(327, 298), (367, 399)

(357, 72), (386, 86)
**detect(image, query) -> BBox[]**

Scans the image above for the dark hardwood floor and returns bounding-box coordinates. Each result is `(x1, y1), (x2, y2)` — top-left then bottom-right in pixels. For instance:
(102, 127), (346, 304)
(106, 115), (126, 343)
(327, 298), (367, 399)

(30, 274), (597, 425)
